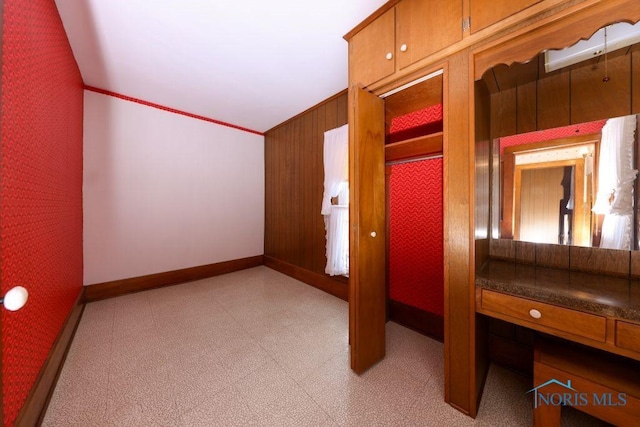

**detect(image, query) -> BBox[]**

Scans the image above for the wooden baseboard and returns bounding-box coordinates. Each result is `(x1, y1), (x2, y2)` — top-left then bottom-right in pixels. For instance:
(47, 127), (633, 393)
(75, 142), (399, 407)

(263, 256), (348, 301)
(388, 299), (444, 342)
(15, 288), (85, 427)
(84, 255), (264, 302)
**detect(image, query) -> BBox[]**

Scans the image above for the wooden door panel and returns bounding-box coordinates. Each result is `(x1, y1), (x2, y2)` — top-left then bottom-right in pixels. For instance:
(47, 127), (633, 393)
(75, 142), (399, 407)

(470, 0), (540, 34)
(349, 87), (386, 374)
(396, 0), (463, 69)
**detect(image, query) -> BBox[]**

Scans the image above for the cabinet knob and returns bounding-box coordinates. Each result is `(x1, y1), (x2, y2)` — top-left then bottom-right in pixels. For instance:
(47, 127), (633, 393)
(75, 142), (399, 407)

(400, 44), (408, 52)
(385, 52), (393, 60)
(529, 309), (542, 319)
(370, 231), (377, 238)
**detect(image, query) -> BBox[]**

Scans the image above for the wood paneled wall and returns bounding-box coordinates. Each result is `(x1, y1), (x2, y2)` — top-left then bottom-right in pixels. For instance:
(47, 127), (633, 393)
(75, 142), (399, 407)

(518, 166), (565, 243)
(487, 48), (640, 139)
(264, 91), (348, 295)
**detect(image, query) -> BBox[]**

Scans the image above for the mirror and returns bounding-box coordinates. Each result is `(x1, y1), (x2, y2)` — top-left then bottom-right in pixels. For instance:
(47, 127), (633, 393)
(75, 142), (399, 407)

(482, 22), (640, 250)
(496, 116), (639, 249)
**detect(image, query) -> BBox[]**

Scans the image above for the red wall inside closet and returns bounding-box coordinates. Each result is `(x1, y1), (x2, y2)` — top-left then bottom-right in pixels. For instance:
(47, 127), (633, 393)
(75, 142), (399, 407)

(388, 105), (444, 317)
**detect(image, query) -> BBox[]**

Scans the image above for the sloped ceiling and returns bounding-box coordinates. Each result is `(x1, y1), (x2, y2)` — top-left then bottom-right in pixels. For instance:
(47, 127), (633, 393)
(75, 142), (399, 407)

(54, 0), (387, 133)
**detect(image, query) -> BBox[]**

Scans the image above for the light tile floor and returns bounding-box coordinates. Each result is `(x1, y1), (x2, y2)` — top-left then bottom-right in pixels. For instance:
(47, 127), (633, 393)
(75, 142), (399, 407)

(43, 266), (607, 426)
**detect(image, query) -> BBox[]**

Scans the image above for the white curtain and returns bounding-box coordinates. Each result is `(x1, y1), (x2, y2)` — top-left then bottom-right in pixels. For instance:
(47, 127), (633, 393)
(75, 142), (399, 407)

(322, 124), (349, 276)
(592, 115), (637, 250)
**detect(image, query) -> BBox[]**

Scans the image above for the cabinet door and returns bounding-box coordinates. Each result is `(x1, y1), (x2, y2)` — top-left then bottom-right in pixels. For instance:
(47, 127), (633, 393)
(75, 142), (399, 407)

(349, 9), (395, 87)
(396, 0), (463, 70)
(349, 88), (386, 374)
(470, 0), (540, 33)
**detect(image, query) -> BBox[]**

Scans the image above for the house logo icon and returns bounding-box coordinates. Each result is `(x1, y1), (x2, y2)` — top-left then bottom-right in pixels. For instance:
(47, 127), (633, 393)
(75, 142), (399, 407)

(527, 378), (627, 408)
(527, 379), (576, 408)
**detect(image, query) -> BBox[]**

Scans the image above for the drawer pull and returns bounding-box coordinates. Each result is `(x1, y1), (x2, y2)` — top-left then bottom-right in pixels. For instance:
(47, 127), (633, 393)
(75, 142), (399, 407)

(529, 309), (542, 319)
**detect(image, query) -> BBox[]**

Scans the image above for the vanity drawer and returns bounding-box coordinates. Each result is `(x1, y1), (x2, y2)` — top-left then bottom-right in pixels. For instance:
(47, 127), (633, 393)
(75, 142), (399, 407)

(481, 289), (606, 342)
(616, 321), (640, 353)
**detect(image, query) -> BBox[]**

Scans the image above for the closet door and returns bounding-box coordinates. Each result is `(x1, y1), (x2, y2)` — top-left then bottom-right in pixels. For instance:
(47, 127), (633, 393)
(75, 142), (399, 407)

(349, 88), (386, 374)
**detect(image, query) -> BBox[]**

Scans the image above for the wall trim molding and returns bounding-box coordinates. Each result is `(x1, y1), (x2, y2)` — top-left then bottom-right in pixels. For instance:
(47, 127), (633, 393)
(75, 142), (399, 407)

(84, 85), (264, 136)
(388, 299), (444, 342)
(84, 255), (264, 302)
(263, 256), (348, 301)
(15, 288), (85, 427)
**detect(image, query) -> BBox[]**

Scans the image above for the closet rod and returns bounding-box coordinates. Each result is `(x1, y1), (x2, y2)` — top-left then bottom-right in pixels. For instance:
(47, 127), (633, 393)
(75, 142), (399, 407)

(386, 153), (443, 166)
(380, 69), (443, 98)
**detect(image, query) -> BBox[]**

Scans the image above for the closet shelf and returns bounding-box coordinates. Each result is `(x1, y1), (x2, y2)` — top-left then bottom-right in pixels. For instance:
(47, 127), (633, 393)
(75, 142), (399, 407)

(385, 132), (443, 163)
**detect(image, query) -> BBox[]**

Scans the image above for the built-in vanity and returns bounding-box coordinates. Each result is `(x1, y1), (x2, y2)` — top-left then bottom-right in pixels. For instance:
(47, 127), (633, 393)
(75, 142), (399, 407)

(478, 242), (640, 360)
(476, 244), (640, 425)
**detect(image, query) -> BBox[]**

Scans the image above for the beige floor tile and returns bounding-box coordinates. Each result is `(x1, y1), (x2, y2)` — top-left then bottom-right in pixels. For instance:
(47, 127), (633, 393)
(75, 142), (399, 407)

(210, 334), (273, 382)
(41, 366), (109, 426)
(474, 365), (533, 427)
(385, 321), (443, 383)
(106, 364), (180, 427)
(168, 349), (234, 412)
(234, 360), (334, 425)
(43, 266), (610, 426)
(299, 350), (408, 426)
(179, 385), (258, 426)
(109, 331), (168, 380)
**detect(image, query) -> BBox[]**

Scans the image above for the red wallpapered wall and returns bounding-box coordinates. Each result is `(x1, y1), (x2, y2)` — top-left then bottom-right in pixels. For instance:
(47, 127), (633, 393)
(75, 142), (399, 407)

(388, 106), (444, 316)
(500, 120), (607, 153)
(388, 104), (443, 143)
(1, 0), (84, 424)
(389, 159), (444, 315)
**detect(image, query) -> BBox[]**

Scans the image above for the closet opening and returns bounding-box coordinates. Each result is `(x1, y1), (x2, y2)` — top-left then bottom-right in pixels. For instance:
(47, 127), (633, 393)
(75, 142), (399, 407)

(384, 72), (444, 341)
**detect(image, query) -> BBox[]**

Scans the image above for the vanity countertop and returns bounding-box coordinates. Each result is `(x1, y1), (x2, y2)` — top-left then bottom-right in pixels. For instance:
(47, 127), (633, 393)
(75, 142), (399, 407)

(476, 259), (640, 322)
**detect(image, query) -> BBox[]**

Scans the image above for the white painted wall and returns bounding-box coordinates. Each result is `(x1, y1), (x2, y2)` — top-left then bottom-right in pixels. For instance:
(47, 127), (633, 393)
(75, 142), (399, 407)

(83, 90), (264, 285)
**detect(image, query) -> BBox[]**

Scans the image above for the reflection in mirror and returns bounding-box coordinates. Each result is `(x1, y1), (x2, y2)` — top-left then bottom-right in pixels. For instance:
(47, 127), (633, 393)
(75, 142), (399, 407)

(495, 114), (638, 249)
(592, 115), (638, 250)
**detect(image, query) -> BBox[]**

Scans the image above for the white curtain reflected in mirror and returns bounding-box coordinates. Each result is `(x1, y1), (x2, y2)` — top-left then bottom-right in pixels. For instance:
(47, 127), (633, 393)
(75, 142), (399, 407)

(592, 115), (638, 250)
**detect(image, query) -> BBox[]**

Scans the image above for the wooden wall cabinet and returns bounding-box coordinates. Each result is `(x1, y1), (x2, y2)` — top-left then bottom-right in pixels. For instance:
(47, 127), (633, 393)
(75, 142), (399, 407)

(349, 8), (396, 88)
(395, 0), (462, 69)
(348, 0), (462, 88)
(469, 0), (541, 34)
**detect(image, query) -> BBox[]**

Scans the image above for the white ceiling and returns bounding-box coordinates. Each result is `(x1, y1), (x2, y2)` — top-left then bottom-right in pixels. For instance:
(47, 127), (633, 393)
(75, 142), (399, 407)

(54, 0), (387, 133)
